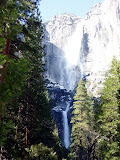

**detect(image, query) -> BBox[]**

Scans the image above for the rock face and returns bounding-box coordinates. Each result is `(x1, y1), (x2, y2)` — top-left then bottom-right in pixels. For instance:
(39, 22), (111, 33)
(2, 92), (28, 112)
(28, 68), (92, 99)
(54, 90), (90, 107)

(44, 0), (120, 96)
(45, 79), (73, 147)
(44, 14), (81, 91)
(43, 0), (120, 147)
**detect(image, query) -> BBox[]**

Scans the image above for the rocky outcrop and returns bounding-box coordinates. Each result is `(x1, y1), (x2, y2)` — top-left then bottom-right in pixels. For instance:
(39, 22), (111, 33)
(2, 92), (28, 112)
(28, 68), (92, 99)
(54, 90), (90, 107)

(44, 13), (81, 44)
(45, 79), (73, 146)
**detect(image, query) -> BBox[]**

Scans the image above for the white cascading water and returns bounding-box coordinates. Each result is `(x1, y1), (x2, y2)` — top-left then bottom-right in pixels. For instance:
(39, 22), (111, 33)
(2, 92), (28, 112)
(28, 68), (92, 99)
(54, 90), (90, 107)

(62, 22), (85, 149)
(63, 22), (83, 66)
(62, 21), (85, 90)
(62, 102), (70, 149)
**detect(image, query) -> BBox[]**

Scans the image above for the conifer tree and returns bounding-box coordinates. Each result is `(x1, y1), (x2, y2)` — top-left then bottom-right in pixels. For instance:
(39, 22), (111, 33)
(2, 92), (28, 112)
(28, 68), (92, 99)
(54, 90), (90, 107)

(0, 1), (63, 159)
(0, 1), (30, 158)
(69, 79), (96, 160)
(16, 13), (63, 159)
(97, 57), (120, 159)
(0, 56), (29, 159)
(0, 0), (42, 158)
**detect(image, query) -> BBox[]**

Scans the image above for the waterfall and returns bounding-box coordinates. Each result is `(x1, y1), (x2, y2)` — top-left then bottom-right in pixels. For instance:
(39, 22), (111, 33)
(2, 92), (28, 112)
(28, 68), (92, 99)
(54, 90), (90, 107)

(62, 103), (70, 149)
(63, 22), (83, 66)
(46, 21), (86, 149)
(61, 22), (85, 149)
(62, 21), (85, 91)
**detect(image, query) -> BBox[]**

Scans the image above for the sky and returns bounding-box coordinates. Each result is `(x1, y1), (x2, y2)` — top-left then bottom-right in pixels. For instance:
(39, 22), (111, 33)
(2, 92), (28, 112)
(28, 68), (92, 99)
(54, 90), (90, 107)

(39, 0), (104, 22)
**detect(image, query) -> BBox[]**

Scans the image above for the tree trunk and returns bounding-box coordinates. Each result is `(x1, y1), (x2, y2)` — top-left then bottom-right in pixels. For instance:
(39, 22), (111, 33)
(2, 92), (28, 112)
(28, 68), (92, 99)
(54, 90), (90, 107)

(16, 105), (21, 139)
(92, 143), (96, 160)
(87, 136), (99, 160)
(25, 119), (28, 147)
(25, 95), (29, 147)
(4, 38), (10, 56)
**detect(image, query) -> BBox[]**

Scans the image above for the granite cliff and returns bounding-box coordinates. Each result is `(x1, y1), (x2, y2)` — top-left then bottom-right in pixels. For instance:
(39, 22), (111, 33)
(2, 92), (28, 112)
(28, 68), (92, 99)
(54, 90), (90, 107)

(44, 0), (120, 96)
(43, 0), (120, 148)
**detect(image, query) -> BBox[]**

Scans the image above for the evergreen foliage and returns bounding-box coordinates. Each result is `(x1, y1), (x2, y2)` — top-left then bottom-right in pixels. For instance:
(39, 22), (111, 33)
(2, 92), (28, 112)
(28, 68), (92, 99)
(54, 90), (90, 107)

(26, 143), (57, 160)
(1, 1), (120, 159)
(69, 79), (96, 160)
(97, 57), (120, 159)
(0, 54), (28, 143)
(0, 0), (63, 159)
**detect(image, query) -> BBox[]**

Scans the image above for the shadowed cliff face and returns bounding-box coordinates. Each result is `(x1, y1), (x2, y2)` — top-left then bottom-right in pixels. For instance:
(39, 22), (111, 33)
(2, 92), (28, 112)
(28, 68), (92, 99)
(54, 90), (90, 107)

(45, 79), (73, 147)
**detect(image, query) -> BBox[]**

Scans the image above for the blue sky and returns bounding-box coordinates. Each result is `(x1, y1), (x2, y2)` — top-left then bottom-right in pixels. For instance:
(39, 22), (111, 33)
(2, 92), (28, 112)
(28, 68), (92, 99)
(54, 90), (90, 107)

(39, 0), (104, 22)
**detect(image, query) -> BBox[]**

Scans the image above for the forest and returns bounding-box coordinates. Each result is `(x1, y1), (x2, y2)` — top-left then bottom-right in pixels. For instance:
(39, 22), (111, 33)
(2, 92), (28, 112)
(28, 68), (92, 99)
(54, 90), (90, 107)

(0, 0), (120, 160)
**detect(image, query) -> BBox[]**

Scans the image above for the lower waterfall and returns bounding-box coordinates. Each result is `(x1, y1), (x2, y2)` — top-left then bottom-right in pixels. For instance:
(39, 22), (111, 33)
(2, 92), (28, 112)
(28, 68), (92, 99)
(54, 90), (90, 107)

(62, 103), (70, 149)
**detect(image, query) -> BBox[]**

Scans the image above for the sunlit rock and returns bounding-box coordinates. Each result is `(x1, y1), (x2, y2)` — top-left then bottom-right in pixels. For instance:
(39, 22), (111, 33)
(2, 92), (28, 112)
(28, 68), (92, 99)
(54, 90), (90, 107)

(44, 0), (120, 97)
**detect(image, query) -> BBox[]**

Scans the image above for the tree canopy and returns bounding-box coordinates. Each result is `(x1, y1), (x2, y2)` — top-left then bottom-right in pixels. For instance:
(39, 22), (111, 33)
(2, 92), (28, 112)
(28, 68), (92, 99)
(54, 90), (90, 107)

(0, 1), (63, 159)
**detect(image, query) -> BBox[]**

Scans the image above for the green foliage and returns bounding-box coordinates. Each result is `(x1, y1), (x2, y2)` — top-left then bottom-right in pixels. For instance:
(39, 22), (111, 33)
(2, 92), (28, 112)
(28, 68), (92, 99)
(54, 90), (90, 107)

(0, 1), (63, 159)
(14, 13), (52, 148)
(0, 54), (28, 122)
(69, 79), (96, 160)
(0, 57), (29, 103)
(0, 0), (22, 51)
(0, 54), (29, 158)
(97, 56), (120, 159)
(0, 54), (6, 65)
(26, 143), (57, 160)
(0, 120), (13, 146)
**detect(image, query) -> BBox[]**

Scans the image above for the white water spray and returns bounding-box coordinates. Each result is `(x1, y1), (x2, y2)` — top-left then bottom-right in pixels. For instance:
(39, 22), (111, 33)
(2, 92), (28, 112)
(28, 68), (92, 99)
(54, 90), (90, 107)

(63, 22), (83, 66)
(62, 103), (70, 149)
(61, 21), (85, 90)
(61, 22), (86, 148)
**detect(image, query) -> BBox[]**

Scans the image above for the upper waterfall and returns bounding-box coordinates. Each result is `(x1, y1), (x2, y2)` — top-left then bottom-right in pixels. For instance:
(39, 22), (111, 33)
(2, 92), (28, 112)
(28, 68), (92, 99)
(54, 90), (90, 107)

(63, 22), (83, 66)
(44, 0), (120, 96)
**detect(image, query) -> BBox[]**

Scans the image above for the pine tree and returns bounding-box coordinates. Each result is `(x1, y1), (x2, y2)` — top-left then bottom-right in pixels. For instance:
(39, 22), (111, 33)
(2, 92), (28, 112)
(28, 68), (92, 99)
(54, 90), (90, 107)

(0, 1), (42, 159)
(26, 142), (57, 160)
(97, 57), (120, 159)
(0, 0), (36, 125)
(0, 55), (29, 159)
(0, 1), (63, 159)
(17, 14), (63, 158)
(69, 79), (96, 160)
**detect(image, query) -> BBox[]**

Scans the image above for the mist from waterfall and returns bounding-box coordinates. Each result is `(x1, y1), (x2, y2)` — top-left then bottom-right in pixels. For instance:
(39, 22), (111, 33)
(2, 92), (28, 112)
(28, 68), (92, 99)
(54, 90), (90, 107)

(46, 21), (86, 149)
(61, 22), (85, 149)
(63, 22), (83, 66)
(62, 21), (85, 91)
(62, 103), (70, 149)
(45, 20), (86, 91)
